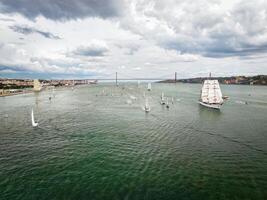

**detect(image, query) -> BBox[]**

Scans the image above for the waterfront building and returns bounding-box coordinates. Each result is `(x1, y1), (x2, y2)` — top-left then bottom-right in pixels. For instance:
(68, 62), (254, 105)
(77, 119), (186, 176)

(33, 79), (42, 92)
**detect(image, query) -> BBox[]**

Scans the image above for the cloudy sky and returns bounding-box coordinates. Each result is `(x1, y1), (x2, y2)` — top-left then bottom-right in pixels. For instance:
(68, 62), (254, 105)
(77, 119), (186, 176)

(0, 0), (267, 79)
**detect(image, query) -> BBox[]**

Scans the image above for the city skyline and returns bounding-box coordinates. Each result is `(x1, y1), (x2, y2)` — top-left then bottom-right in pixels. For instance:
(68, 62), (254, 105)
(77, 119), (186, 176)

(1, 0), (267, 79)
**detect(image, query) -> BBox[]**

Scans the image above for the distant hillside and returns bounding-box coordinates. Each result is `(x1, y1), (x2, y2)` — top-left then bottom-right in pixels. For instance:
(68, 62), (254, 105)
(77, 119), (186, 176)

(158, 75), (267, 85)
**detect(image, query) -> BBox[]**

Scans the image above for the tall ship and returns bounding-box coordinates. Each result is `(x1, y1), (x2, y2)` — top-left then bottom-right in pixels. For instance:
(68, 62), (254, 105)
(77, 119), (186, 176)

(199, 77), (223, 109)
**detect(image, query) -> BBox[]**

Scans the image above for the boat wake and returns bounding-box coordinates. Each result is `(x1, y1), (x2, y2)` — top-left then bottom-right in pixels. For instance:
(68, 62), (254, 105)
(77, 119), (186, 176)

(235, 100), (248, 105)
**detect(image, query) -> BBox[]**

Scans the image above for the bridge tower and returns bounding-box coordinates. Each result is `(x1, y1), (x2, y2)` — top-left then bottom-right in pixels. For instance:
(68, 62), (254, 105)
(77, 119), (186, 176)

(116, 72), (118, 86)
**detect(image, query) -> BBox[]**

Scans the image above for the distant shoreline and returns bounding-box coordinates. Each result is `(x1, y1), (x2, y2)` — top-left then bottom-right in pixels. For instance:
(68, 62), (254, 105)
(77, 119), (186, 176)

(158, 75), (267, 85)
(0, 90), (33, 97)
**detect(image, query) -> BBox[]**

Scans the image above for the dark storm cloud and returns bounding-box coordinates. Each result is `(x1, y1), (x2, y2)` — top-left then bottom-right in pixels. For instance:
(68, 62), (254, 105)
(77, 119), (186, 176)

(0, 0), (123, 20)
(9, 25), (61, 39)
(0, 64), (28, 72)
(202, 42), (267, 58)
(72, 45), (109, 57)
(163, 37), (267, 59)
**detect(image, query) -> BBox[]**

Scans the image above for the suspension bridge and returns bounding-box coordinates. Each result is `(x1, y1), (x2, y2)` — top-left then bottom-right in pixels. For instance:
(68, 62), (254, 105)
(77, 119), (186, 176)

(87, 72), (179, 82)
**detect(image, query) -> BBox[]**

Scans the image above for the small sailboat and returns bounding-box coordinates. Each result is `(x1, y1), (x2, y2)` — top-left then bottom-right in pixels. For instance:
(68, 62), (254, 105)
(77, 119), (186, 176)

(160, 92), (166, 105)
(144, 98), (151, 112)
(199, 77), (223, 109)
(222, 96), (229, 100)
(166, 98), (169, 109)
(130, 95), (137, 100)
(31, 109), (38, 127)
(72, 80), (75, 90)
(126, 99), (132, 105)
(171, 97), (174, 104)
(147, 83), (152, 91)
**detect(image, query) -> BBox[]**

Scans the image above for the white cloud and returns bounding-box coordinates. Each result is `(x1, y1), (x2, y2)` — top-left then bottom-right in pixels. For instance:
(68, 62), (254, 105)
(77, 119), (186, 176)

(119, 0), (267, 58)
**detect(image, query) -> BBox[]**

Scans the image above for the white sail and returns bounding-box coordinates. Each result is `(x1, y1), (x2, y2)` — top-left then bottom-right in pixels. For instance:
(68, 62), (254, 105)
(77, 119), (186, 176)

(31, 109), (38, 127)
(166, 97), (170, 108)
(144, 98), (150, 112)
(161, 92), (165, 101)
(147, 83), (152, 91)
(130, 95), (137, 100)
(160, 92), (166, 105)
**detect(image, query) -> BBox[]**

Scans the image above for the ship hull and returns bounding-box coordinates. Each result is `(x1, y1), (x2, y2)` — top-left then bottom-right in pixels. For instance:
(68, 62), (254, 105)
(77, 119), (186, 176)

(199, 101), (221, 109)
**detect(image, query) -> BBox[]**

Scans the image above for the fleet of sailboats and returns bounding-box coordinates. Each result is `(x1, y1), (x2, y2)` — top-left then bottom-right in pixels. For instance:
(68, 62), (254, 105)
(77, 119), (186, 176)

(28, 76), (227, 127)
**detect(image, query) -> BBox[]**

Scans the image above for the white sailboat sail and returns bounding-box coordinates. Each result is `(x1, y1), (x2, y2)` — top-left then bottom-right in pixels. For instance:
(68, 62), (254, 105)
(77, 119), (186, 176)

(161, 92), (165, 101)
(31, 109), (38, 127)
(166, 97), (170, 108)
(147, 83), (152, 91)
(144, 98), (150, 112)
(160, 92), (165, 105)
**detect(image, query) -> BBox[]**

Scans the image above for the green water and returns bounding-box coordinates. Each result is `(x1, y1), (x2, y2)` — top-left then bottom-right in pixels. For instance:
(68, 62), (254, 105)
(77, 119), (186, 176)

(0, 83), (267, 200)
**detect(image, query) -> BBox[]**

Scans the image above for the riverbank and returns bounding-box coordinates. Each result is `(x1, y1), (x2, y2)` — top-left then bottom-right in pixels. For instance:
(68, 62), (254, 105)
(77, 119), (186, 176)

(0, 89), (33, 97)
(159, 75), (267, 85)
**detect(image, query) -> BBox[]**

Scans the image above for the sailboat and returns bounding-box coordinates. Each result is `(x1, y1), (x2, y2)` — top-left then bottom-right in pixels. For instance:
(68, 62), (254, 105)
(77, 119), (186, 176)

(199, 78), (223, 109)
(72, 80), (75, 90)
(147, 83), (152, 91)
(144, 98), (151, 112)
(166, 97), (169, 109)
(160, 92), (166, 105)
(130, 95), (137, 100)
(31, 109), (38, 127)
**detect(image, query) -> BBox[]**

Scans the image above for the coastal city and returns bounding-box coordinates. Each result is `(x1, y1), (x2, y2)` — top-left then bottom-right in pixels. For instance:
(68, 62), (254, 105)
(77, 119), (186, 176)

(1, 75), (266, 97)
(0, 78), (97, 96)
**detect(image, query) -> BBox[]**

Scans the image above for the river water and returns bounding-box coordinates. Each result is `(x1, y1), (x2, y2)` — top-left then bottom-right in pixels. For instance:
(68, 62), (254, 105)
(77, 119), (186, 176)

(0, 83), (267, 200)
